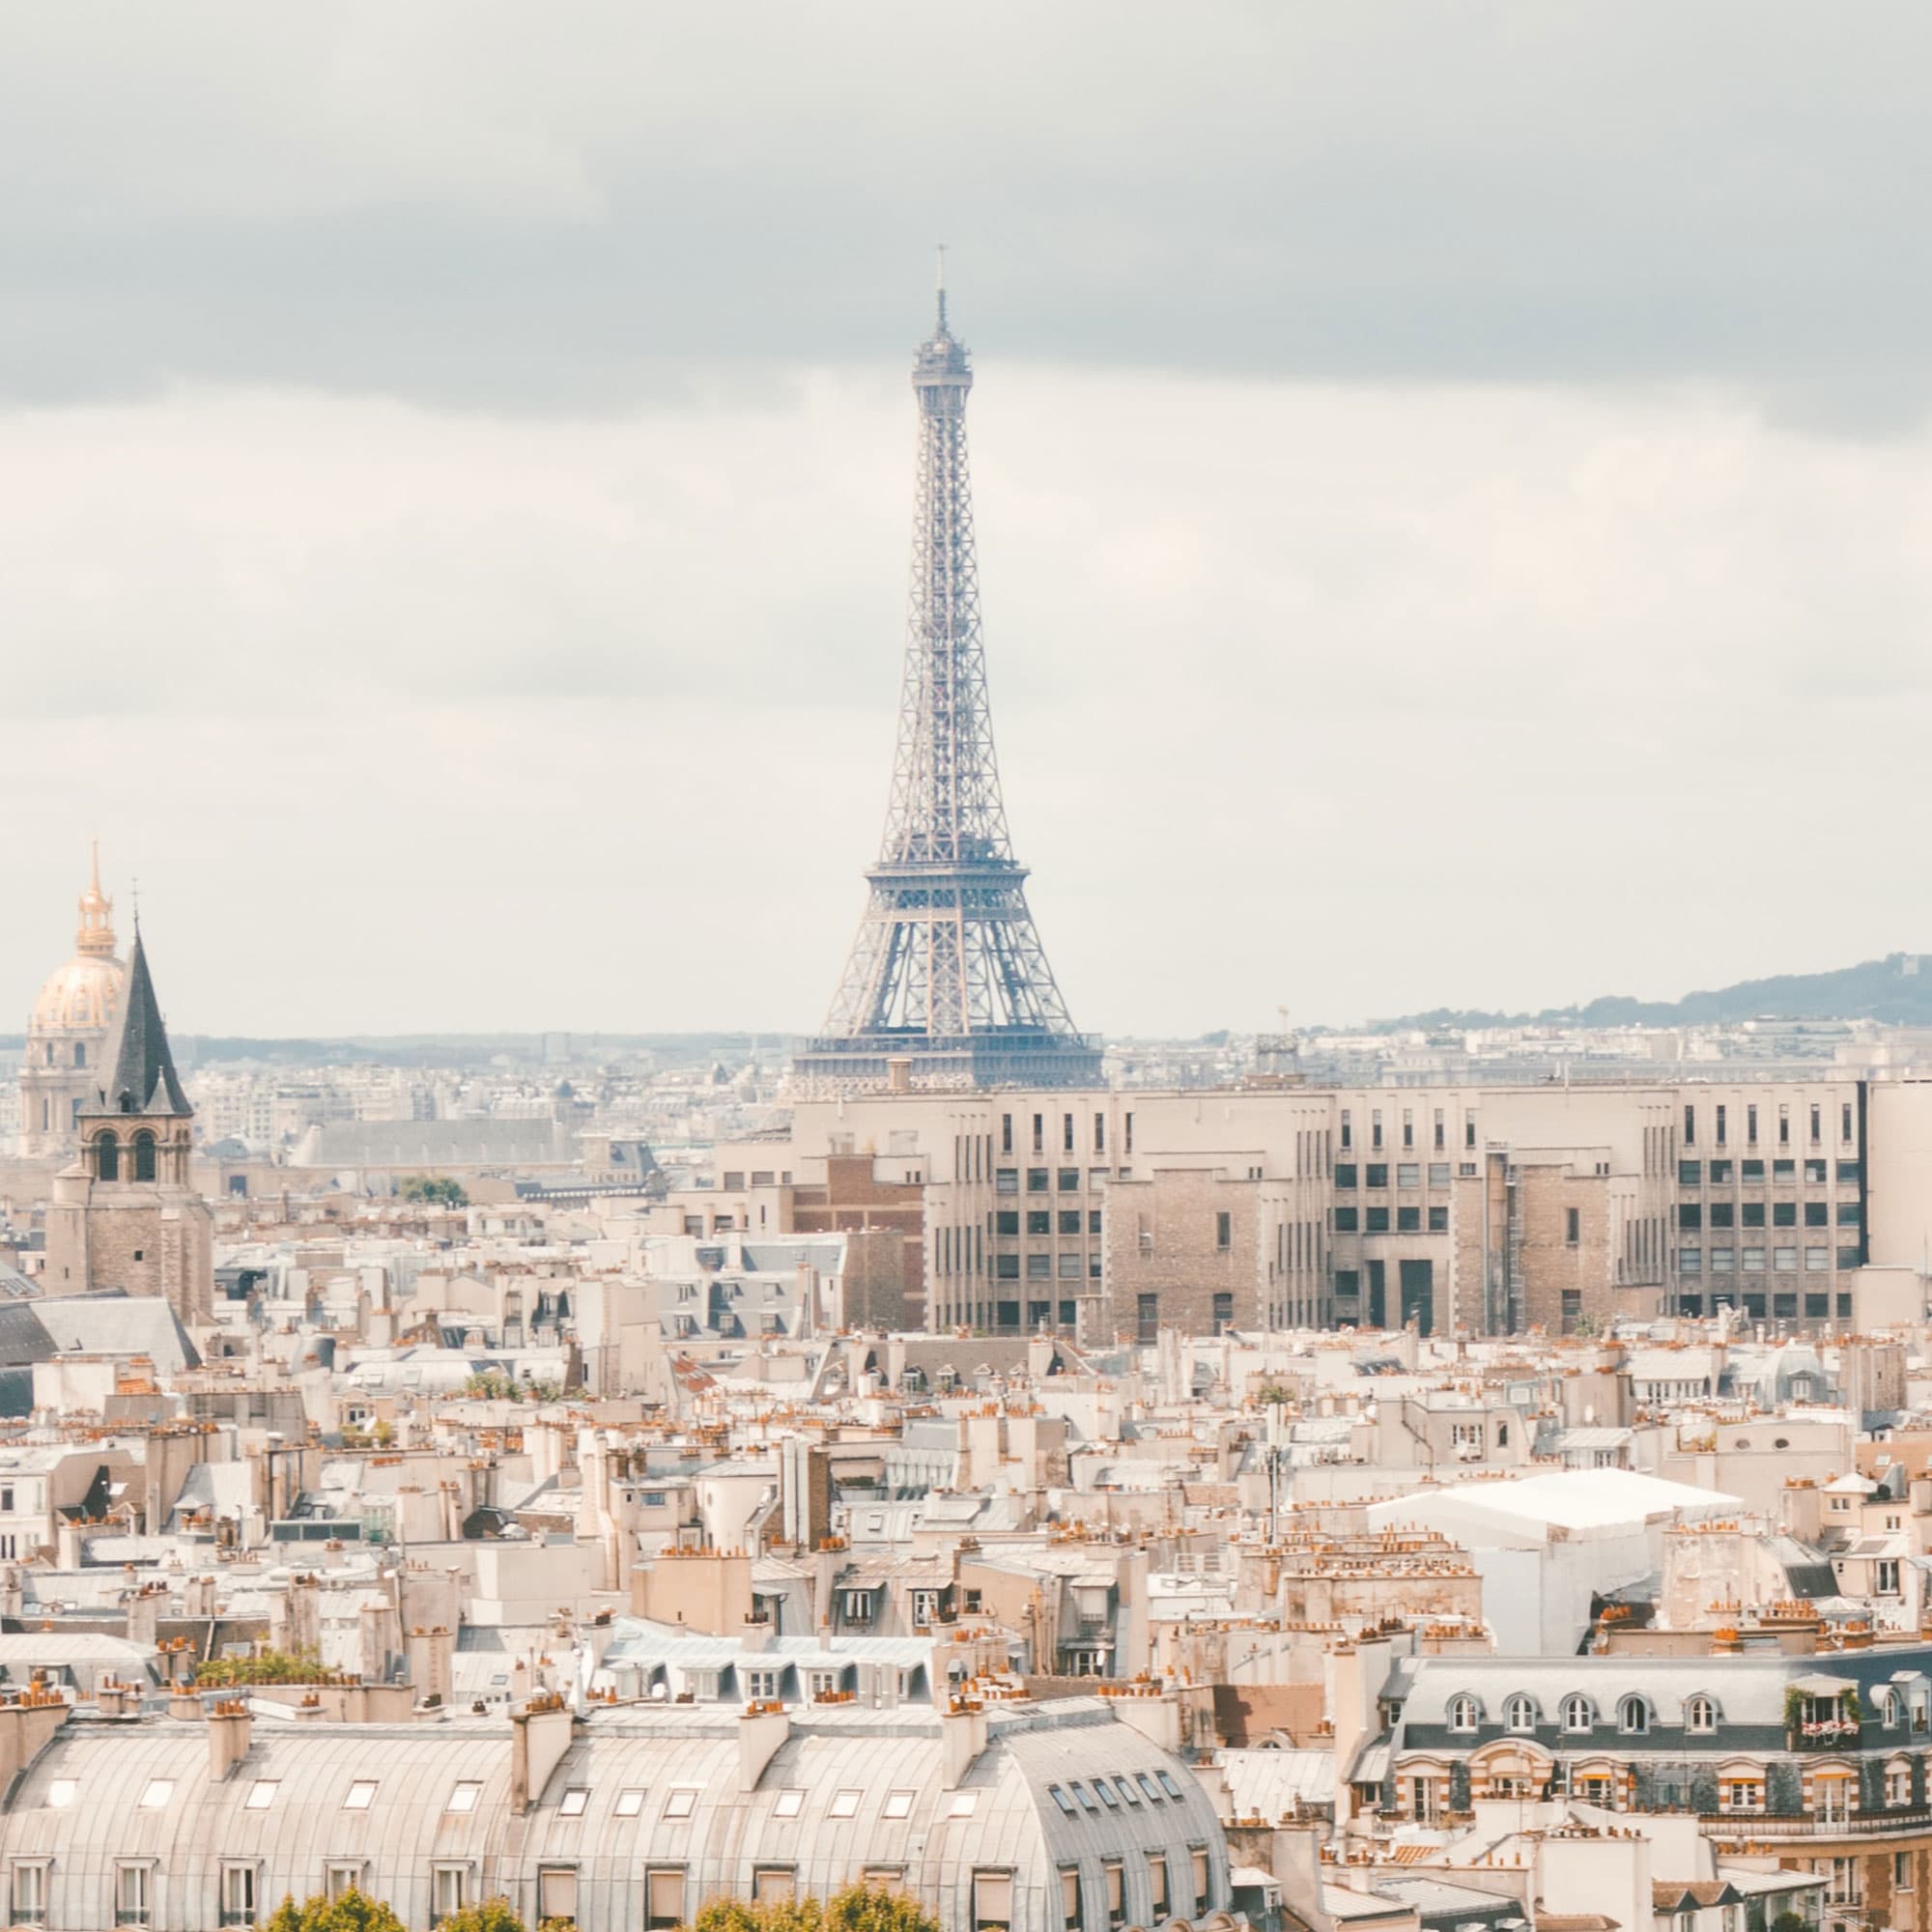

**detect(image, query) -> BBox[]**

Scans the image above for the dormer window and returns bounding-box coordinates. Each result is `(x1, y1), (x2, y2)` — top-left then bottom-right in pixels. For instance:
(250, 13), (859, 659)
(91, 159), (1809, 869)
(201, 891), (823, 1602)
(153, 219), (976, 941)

(1448, 1694), (1479, 1733)
(1562, 1695), (1594, 1733)
(1619, 1695), (1650, 1736)
(1504, 1694), (1538, 1733)
(1687, 1695), (1718, 1734)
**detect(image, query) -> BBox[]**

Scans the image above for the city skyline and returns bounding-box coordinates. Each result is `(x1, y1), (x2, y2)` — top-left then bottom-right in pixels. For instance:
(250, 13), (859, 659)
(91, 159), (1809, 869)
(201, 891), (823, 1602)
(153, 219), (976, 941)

(7, 5), (1932, 1036)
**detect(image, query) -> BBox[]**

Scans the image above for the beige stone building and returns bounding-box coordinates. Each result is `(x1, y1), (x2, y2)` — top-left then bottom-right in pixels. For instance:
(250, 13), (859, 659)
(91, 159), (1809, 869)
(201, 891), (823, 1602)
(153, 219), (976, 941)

(782, 1075), (1878, 1340)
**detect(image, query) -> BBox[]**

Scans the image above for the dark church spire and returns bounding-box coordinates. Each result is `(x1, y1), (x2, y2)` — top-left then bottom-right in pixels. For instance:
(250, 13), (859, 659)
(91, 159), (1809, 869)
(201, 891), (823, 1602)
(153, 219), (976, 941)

(107, 930), (191, 1118)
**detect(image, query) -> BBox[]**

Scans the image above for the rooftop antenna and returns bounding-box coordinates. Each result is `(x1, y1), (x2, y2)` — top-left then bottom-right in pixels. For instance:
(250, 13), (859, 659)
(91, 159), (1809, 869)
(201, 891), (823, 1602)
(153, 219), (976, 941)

(935, 242), (948, 333)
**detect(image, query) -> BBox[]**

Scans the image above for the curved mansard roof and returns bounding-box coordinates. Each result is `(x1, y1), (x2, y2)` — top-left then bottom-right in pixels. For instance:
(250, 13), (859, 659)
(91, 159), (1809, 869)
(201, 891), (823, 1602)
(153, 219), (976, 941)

(0, 1700), (1230, 1932)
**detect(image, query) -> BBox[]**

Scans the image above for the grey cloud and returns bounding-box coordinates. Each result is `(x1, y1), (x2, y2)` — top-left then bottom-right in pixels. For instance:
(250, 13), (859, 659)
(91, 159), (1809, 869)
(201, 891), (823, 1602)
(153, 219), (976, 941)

(3, 4), (1932, 420)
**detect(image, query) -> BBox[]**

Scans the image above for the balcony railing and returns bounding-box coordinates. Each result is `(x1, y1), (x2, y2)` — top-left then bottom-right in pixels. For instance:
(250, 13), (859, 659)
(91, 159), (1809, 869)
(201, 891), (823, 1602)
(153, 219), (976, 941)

(1703, 1808), (1932, 1840)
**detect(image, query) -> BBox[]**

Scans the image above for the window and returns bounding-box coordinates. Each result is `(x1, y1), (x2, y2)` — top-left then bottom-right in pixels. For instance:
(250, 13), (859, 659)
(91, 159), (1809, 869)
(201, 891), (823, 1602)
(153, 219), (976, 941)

(221, 1865), (258, 1929)
(1058, 1169), (1079, 1192)
(1397, 1162), (1420, 1188)
(539, 1870), (579, 1926)
(996, 1169), (1018, 1195)
(1684, 1104), (1695, 1147)
(1149, 1856), (1170, 1919)
(828, 1790), (861, 1819)
(753, 1871), (796, 1905)
(244, 1780), (278, 1809)
(1333, 1207), (1358, 1233)
(1115, 1776), (1141, 1806)
(1465, 1111), (1477, 1150)
(1341, 1109), (1352, 1150)
(1372, 1109), (1383, 1150)
(10, 1864), (45, 1929)
(1156, 1772), (1184, 1801)
(1619, 1695), (1649, 1735)
(1215, 1211), (1232, 1251)
(1679, 1204), (1702, 1230)
(1212, 1291), (1234, 1333)
(132, 1129), (156, 1182)
(1896, 1852), (1915, 1892)
(615, 1789), (645, 1817)
(1049, 1784), (1077, 1816)
(117, 1865), (153, 1928)
(1335, 1163), (1357, 1189)
(1678, 1247), (1702, 1274)
(1136, 1773), (1163, 1804)
(664, 1788), (699, 1820)
(1094, 1779), (1121, 1810)
(1709, 1202), (1734, 1228)
(1448, 1694), (1478, 1732)
(1396, 1207), (1420, 1233)
(1566, 1208), (1579, 1246)
(1428, 1206), (1448, 1232)
(1804, 1201), (1829, 1226)
(881, 1790), (915, 1820)
(1810, 1104), (1822, 1143)
(772, 1790), (804, 1818)
(344, 1782), (378, 1810)
(646, 1871), (685, 1932)
(1561, 1694), (1593, 1733)
(1710, 1247), (1734, 1273)
(1716, 1104), (1727, 1145)
(1888, 1761), (1913, 1804)
(974, 1873), (1014, 1932)
(1071, 1781), (1097, 1812)
(1365, 1163), (1388, 1189)
(1061, 1868), (1084, 1932)
(1747, 1103), (1758, 1144)
(1191, 1849), (1211, 1912)
(1837, 1201), (1862, 1226)
(1103, 1862), (1125, 1932)
(327, 1869), (363, 1904)
(1774, 1200), (1797, 1226)
(1775, 1246), (1799, 1271)
(1027, 1169), (1048, 1193)
(1429, 1162), (1450, 1186)
(1687, 1695), (1717, 1733)
(1504, 1693), (1537, 1732)
(1742, 1157), (1764, 1180)
(96, 1130), (119, 1180)
(139, 1780), (173, 1809)
(558, 1787), (589, 1817)
(1721, 1777), (1764, 1813)
(1365, 1207), (1389, 1234)
(1742, 1202), (1765, 1227)
(447, 1782), (482, 1813)
(1710, 1158), (1733, 1183)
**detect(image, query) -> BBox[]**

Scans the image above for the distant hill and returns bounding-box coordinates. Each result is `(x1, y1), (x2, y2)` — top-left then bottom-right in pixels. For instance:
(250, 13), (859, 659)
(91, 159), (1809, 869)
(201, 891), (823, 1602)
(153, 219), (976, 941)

(1363, 952), (1932, 1034)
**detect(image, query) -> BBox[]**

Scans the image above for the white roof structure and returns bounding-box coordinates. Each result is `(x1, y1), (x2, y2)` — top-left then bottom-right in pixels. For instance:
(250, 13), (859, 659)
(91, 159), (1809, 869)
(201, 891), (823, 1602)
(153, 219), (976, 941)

(1364, 1466), (1742, 1548)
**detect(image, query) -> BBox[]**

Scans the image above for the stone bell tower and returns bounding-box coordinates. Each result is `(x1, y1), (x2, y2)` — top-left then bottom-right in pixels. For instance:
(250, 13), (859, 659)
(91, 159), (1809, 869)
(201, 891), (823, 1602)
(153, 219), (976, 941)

(43, 927), (212, 1324)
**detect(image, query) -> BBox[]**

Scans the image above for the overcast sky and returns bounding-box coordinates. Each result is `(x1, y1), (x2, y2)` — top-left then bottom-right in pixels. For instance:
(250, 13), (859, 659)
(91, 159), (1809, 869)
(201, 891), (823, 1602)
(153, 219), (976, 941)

(8, 3), (1932, 1038)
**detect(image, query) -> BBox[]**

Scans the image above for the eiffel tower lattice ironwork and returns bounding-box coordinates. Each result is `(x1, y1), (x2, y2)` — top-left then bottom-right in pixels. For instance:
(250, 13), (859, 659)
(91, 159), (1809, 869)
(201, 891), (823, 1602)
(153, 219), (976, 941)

(795, 277), (1101, 1093)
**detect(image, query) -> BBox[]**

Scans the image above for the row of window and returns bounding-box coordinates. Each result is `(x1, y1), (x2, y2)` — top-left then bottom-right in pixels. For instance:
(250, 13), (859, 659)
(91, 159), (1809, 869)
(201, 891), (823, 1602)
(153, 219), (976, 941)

(1679, 1158), (1858, 1186)
(1676, 1247), (1860, 1274)
(1333, 1207), (1450, 1234)
(996, 1169), (1121, 1195)
(1002, 1111), (1126, 1159)
(1340, 1106), (1475, 1153)
(1683, 1100), (1854, 1149)
(1679, 1201), (1858, 1228)
(994, 1254), (1101, 1280)
(995, 1210), (1103, 1236)
(1448, 1690), (1707, 1735)
(1335, 1163), (1458, 1190)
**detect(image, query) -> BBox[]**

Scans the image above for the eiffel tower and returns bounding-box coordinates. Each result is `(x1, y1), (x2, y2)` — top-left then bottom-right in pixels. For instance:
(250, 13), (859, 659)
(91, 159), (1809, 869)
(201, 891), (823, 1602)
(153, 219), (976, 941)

(794, 273), (1101, 1093)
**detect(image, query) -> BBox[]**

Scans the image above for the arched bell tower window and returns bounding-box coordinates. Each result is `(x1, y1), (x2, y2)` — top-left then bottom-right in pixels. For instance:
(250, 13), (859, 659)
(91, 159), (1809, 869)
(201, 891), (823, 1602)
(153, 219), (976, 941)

(95, 1131), (119, 1182)
(132, 1130), (157, 1183)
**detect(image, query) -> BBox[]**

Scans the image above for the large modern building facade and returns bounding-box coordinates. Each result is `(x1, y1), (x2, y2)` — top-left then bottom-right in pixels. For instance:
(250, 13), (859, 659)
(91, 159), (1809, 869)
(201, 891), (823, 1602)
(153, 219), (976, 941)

(744, 1072), (1932, 1341)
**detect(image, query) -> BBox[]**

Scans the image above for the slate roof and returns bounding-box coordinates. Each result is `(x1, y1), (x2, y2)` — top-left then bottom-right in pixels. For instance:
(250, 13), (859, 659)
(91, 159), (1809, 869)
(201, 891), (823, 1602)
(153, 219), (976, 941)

(102, 931), (190, 1119)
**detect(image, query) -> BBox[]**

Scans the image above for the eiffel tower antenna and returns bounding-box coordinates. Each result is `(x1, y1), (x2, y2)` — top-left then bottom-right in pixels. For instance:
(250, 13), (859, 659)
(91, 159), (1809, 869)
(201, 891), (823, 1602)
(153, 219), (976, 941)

(795, 270), (1100, 1094)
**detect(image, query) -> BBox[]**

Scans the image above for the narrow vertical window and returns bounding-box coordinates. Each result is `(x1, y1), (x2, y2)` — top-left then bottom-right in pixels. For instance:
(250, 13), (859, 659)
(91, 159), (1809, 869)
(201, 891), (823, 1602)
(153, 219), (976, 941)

(1684, 1104), (1695, 1147)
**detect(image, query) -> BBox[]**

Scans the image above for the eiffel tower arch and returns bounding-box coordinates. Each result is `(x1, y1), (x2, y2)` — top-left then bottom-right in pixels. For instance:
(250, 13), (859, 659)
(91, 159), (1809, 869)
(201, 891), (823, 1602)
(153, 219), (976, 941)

(793, 280), (1102, 1094)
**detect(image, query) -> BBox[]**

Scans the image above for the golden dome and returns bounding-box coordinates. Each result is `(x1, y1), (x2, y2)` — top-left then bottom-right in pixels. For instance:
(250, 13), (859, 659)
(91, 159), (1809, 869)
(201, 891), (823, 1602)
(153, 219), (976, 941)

(29, 845), (125, 1037)
(31, 954), (124, 1036)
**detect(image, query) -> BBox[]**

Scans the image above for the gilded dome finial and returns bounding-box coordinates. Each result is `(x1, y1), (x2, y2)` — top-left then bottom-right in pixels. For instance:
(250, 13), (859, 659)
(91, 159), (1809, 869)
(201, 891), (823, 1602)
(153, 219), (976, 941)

(76, 840), (116, 959)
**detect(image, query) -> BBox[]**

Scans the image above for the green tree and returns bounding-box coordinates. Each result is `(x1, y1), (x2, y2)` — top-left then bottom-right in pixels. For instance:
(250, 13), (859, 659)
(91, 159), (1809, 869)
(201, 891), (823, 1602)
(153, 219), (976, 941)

(436, 1902), (527, 1932)
(695, 1887), (939, 1932)
(263, 1891), (408, 1932)
(399, 1175), (469, 1207)
(195, 1647), (343, 1688)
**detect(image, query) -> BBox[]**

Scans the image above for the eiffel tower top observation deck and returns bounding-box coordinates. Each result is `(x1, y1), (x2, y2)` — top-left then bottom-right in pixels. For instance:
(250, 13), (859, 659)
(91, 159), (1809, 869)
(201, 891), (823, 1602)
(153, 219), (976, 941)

(793, 274), (1102, 1094)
